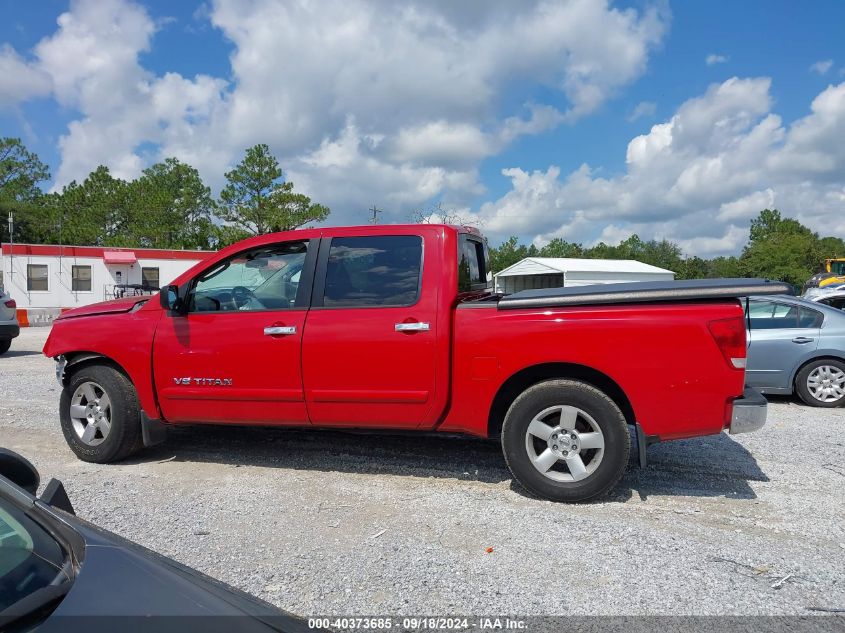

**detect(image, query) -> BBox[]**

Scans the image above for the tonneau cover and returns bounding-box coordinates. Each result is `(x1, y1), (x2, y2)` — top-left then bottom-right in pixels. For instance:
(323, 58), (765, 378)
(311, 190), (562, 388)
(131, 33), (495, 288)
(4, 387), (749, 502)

(497, 278), (793, 310)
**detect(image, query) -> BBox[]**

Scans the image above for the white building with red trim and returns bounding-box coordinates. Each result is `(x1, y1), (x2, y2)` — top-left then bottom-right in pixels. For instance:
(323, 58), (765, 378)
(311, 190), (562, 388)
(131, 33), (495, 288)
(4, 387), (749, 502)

(0, 243), (211, 321)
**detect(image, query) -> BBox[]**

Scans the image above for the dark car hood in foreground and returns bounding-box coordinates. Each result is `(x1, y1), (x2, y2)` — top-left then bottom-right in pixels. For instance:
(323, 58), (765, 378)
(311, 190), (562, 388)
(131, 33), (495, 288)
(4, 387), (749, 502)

(55, 295), (150, 320)
(39, 516), (311, 633)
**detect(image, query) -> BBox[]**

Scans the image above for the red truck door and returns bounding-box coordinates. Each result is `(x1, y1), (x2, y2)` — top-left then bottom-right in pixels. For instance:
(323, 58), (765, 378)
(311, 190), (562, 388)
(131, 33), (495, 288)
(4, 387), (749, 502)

(301, 232), (440, 428)
(152, 239), (316, 425)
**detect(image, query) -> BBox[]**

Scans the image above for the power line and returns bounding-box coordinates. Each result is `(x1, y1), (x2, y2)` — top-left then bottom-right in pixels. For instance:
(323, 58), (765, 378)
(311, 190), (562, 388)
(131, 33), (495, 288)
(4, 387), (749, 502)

(369, 205), (381, 224)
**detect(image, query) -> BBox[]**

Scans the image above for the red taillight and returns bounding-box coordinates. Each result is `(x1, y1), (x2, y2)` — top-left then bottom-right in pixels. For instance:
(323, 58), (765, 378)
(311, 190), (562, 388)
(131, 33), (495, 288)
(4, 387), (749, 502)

(3, 299), (15, 309)
(708, 316), (747, 369)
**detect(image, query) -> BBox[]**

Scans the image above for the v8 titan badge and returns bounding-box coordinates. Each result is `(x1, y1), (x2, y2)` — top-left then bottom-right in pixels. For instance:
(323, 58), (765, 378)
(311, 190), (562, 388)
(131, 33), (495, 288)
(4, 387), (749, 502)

(173, 377), (233, 386)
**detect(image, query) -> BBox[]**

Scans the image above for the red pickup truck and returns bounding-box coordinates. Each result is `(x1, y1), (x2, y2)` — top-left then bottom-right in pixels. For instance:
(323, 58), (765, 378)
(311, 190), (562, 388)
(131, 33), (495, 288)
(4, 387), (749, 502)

(43, 224), (786, 502)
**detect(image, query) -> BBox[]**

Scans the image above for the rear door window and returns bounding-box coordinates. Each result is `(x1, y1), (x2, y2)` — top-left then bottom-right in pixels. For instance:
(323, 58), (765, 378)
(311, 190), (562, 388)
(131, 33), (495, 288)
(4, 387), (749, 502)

(321, 235), (422, 307)
(799, 306), (824, 328)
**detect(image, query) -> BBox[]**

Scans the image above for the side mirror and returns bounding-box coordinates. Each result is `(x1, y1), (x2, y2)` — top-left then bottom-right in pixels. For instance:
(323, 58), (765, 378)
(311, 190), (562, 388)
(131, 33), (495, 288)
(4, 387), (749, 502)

(160, 284), (185, 313)
(0, 449), (40, 495)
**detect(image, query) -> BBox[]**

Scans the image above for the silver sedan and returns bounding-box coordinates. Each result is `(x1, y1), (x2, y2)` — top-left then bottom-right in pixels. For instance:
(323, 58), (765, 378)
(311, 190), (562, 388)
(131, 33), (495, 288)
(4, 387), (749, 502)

(0, 288), (20, 355)
(745, 295), (845, 407)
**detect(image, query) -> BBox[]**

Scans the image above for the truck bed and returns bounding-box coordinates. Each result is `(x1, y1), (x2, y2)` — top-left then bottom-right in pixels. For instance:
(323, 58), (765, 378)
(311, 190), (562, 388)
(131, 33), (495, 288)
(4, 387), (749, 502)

(496, 278), (793, 310)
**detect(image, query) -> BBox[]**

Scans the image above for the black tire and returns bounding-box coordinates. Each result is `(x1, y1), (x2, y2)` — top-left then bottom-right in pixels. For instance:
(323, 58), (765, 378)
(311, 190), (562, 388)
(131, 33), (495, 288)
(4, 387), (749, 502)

(59, 364), (144, 463)
(795, 359), (845, 408)
(0, 339), (10, 355)
(501, 379), (630, 502)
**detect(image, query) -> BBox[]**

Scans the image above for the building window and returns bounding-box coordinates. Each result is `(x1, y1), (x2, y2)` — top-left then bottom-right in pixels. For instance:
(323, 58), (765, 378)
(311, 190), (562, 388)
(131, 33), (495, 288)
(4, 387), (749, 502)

(27, 264), (48, 291)
(72, 265), (92, 292)
(141, 267), (160, 290)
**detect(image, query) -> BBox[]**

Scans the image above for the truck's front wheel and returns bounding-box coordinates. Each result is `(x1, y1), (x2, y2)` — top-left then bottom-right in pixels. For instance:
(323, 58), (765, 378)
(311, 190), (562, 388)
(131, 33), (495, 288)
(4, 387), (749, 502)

(60, 364), (144, 463)
(501, 379), (630, 502)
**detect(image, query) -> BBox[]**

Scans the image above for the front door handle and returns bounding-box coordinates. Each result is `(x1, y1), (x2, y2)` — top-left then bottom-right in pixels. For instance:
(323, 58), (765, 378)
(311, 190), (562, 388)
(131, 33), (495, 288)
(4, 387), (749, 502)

(264, 325), (296, 336)
(792, 336), (813, 344)
(395, 322), (430, 333)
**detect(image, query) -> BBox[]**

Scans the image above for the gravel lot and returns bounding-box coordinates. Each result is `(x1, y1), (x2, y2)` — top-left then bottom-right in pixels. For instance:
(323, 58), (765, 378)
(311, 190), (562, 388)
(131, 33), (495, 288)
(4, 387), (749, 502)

(1, 327), (844, 618)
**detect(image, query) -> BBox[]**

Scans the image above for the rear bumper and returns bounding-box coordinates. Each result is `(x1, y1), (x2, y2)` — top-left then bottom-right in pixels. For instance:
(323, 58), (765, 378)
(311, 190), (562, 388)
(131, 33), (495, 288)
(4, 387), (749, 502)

(0, 323), (20, 340)
(728, 387), (768, 435)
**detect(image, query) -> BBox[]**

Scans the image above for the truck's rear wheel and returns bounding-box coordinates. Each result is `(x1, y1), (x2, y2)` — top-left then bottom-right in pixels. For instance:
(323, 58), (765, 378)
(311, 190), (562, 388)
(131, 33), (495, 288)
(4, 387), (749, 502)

(0, 339), (11, 355)
(501, 379), (630, 502)
(59, 364), (144, 463)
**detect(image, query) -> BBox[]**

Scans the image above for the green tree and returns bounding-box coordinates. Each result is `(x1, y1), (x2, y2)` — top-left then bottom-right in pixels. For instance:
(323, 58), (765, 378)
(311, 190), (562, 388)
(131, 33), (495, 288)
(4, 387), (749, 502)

(638, 239), (685, 272)
(46, 166), (131, 246)
(538, 238), (583, 258)
(706, 256), (743, 278)
(489, 236), (538, 273)
(676, 256), (708, 280)
(0, 138), (49, 203)
(748, 208), (814, 243)
(740, 209), (821, 285)
(128, 158), (215, 249)
(0, 138), (51, 243)
(817, 236), (845, 270)
(216, 144), (329, 243)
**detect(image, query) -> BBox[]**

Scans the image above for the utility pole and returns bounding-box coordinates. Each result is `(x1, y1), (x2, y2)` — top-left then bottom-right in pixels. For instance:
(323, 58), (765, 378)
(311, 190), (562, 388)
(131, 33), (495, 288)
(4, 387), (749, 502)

(56, 217), (64, 277)
(369, 205), (382, 224)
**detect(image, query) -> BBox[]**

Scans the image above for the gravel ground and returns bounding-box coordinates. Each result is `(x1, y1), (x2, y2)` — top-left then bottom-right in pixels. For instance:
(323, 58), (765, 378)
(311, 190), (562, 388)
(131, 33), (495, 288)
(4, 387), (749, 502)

(1, 327), (844, 618)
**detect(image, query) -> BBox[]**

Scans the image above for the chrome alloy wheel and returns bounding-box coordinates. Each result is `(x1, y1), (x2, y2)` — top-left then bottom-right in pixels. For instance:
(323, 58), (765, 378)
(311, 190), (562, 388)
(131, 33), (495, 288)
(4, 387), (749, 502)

(524, 405), (605, 482)
(807, 365), (845, 403)
(69, 381), (112, 446)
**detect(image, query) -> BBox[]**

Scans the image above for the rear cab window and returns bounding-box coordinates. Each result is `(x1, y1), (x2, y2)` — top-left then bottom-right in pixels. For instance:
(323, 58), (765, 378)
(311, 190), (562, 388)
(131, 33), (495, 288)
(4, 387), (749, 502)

(458, 233), (491, 293)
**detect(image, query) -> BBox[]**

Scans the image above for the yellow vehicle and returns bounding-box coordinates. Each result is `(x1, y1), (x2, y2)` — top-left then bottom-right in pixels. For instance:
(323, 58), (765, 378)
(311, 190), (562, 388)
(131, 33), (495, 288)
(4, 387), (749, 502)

(803, 258), (845, 293)
(819, 258), (845, 288)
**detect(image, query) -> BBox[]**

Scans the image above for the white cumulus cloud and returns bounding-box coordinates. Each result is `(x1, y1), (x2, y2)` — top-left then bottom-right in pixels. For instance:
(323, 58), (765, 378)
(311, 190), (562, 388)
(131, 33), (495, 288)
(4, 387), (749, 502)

(1, 0), (669, 218)
(809, 59), (833, 75)
(627, 101), (657, 121)
(0, 45), (51, 107)
(472, 76), (845, 256)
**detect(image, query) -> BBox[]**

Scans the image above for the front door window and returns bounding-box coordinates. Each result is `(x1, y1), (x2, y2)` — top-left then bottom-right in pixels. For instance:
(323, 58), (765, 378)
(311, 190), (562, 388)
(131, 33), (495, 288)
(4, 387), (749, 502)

(188, 242), (309, 312)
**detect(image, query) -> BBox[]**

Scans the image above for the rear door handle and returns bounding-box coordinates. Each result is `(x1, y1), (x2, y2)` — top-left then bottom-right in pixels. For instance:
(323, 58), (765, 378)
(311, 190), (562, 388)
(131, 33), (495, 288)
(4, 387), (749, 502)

(395, 322), (430, 333)
(264, 325), (296, 336)
(792, 336), (813, 344)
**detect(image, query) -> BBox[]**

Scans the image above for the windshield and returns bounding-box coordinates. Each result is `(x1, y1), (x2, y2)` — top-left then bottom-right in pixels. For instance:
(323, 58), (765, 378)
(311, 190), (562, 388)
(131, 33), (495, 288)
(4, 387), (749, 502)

(0, 499), (69, 611)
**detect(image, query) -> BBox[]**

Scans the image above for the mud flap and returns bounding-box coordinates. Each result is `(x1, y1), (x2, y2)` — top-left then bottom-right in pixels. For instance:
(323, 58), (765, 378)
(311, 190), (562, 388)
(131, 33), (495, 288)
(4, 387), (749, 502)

(141, 412), (168, 447)
(635, 423), (651, 468)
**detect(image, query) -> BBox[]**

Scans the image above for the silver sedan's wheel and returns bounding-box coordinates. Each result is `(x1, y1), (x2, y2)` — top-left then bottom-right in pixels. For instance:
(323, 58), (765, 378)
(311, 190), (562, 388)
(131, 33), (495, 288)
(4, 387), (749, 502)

(524, 405), (605, 482)
(69, 381), (112, 446)
(806, 365), (845, 403)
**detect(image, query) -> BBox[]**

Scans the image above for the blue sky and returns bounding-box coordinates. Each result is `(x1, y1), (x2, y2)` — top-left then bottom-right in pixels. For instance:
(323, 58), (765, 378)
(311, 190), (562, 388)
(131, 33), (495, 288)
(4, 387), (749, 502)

(2, 0), (844, 255)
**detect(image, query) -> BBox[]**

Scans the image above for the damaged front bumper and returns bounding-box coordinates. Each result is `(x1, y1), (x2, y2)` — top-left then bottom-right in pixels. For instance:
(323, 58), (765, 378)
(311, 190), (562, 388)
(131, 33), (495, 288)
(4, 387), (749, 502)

(55, 355), (67, 385)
